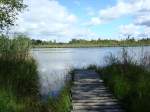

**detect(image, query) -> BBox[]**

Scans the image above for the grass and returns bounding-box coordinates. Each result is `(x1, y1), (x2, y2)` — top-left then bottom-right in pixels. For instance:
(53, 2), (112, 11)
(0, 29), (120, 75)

(87, 48), (150, 112)
(0, 35), (72, 112)
(0, 57), (47, 112)
(100, 63), (150, 112)
(47, 70), (75, 112)
(0, 35), (45, 111)
(48, 85), (72, 112)
(0, 59), (39, 97)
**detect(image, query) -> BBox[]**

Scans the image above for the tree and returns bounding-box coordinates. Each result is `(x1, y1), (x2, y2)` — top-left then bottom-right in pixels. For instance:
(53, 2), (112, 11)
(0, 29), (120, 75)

(0, 0), (26, 31)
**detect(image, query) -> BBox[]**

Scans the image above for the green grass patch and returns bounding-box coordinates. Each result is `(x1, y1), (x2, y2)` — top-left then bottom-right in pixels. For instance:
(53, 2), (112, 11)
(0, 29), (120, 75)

(0, 57), (49, 112)
(47, 70), (74, 112)
(48, 82), (72, 112)
(0, 35), (44, 112)
(100, 63), (150, 112)
(87, 49), (150, 112)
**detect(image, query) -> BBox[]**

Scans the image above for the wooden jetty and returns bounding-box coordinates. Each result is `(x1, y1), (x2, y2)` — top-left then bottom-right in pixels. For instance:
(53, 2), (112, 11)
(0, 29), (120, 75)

(71, 70), (124, 112)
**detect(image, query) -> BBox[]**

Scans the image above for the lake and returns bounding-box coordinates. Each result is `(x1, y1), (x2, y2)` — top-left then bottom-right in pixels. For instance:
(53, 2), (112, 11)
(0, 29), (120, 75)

(31, 46), (150, 96)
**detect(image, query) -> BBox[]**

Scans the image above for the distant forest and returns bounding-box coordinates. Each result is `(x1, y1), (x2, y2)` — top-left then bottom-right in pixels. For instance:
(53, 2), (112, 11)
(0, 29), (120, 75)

(31, 37), (150, 48)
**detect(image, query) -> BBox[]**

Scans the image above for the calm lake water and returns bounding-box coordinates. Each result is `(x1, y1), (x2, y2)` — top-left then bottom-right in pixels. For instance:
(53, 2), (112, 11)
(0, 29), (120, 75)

(31, 46), (150, 96)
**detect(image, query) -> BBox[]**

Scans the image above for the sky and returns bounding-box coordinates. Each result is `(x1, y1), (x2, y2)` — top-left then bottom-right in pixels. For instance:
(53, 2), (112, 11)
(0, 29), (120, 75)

(13, 0), (150, 42)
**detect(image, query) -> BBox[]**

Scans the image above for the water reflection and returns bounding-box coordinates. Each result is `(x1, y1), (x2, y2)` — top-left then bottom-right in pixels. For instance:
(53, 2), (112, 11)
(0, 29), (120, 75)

(31, 47), (150, 95)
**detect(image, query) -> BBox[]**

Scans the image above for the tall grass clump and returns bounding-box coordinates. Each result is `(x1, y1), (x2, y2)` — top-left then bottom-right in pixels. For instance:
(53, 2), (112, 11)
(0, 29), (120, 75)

(0, 35), (73, 112)
(48, 86), (71, 112)
(47, 71), (73, 112)
(0, 35), (48, 112)
(0, 34), (31, 61)
(97, 48), (150, 112)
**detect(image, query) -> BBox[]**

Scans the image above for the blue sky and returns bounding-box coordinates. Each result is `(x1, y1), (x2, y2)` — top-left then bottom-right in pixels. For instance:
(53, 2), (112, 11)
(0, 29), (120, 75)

(13, 0), (150, 42)
(59, 0), (121, 38)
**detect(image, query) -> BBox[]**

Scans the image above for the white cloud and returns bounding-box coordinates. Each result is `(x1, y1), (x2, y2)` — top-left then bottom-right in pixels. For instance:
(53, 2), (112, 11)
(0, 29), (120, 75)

(119, 23), (150, 39)
(12, 0), (150, 40)
(12, 0), (96, 41)
(67, 14), (77, 23)
(89, 0), (150, 26)
(119, 24), (140, 36)
(135, 11), (150, 27)
(89, 17), (102, 25)
(99, 2), (133, 21)
(86, 0), (150, 39)
(144, 27), (150, 34)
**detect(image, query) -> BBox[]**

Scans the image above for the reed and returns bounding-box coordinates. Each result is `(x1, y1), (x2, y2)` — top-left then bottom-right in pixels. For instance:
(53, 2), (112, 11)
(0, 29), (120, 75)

(87, 48), (150, 112)
(0, 35), (47, 112)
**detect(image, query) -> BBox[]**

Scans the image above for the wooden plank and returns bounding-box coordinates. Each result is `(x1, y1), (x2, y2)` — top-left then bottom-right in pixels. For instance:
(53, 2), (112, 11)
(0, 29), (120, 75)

(71, 70), (124, 112)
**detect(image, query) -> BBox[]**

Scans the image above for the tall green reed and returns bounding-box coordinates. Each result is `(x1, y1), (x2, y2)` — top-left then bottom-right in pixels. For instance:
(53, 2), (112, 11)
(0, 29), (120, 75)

(100, 48), (150, 112)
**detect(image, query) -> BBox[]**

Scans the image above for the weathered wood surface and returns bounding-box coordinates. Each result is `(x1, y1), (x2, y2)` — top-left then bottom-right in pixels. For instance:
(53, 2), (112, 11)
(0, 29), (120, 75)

(71, 70), (124, 112)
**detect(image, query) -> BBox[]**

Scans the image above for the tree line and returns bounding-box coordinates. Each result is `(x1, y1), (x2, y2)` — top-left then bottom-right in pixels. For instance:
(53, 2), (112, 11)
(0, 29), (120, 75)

(31, 38), (150, 46)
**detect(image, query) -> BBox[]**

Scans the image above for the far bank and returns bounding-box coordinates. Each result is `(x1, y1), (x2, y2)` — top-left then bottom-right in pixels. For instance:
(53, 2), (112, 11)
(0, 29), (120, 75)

(33, 44), (150, 48)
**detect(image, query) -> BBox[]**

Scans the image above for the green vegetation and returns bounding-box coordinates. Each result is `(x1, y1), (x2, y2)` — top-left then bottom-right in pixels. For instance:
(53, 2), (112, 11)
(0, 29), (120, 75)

(0, 35), (44, 112)
(87, 49), (150, 112)
(0, 0), (48, 111)
(48, 84), (72, 112)
(0, 0), (26, 30)
(0, 35), (72, 112)
(46, 70), (73, 112)
(0, 0), (72, 111)
(32, 38), (150, 48)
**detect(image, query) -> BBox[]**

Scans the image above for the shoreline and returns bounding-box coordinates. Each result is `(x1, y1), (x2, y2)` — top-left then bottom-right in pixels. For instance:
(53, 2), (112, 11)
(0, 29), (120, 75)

(32, 44), (150, 48)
